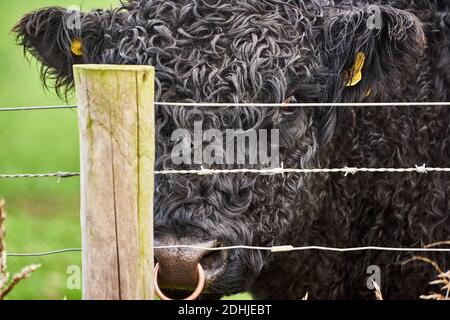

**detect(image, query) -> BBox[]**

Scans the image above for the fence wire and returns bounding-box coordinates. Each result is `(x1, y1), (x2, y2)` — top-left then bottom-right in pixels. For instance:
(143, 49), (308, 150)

(0, 172), (80, 179)
(6, 244), (450, 258)
(0, 105), (76, 111)
(2, 101), (450, 259)
(6, 248), (82, 257)
(2, 164), (450, 179)
(2, 102), (450, 112)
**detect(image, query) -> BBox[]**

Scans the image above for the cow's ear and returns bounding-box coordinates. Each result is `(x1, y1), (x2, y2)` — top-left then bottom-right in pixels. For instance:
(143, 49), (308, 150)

(13, 7), (105, 95)
(322, 5), (426, 102)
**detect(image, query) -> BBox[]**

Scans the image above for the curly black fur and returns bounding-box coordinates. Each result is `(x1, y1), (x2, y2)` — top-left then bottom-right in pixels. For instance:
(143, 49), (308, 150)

(13, 0), (450, 299)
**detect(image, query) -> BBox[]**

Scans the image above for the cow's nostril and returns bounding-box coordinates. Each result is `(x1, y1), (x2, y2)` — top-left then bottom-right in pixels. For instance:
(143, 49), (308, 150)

(200, 250), (227, 272)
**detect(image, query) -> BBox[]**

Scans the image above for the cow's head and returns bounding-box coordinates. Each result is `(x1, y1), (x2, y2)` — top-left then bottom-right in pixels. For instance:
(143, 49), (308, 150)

(14, 0), (425, 299)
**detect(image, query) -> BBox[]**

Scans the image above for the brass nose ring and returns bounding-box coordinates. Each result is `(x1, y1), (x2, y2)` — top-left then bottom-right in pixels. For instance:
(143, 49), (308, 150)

(154, 263), (205, 300)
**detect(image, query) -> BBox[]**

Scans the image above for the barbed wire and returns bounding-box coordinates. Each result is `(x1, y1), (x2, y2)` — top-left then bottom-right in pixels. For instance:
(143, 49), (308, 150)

(153, 164), (450, 175)
(2, 103), (450, 258)
(0, 172), (80, 179)
(2, 164), (450, 179)
(2, 102), (450, 112)
(6, 244), (450, 257)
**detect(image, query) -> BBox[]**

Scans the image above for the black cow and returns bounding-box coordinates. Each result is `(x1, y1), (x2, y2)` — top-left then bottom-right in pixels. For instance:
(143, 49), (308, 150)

(14, 0), (450, 299)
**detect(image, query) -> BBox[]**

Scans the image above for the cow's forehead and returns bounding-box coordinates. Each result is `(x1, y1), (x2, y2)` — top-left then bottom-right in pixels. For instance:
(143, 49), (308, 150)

(14, 0), (427, 104)
(101, 0), (323, 102)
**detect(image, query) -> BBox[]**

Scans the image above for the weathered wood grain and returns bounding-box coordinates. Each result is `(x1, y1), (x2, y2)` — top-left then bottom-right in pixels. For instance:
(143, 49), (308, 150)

(74, 65), (155, 300)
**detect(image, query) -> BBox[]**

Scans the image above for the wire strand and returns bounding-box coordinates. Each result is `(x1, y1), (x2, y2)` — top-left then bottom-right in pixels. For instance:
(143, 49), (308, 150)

(0, 172), (80, 179)
(6, 244), (450, 257)
(153, 164), (447, 175)
(0, 105), (76, 111)
(1, 164), (449, 179)
(154, 102), (450, 108)
(154, 245), (450, 253)
(2, 102), (450, 112)
(6, 248), (82, 257)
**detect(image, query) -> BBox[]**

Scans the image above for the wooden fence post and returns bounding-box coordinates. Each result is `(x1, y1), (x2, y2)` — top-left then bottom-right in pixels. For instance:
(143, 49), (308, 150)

(74, 65), (155, 300)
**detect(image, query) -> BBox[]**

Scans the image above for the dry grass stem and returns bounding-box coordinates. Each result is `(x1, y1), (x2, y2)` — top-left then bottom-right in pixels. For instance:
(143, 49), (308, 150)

(0, 199), (40, 300)
(372, 280), (383, 300)
(404, 254), (450, 301)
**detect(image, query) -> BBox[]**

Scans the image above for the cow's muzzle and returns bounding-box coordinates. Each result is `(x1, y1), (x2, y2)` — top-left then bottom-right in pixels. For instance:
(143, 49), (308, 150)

(154, 237), (227, 299)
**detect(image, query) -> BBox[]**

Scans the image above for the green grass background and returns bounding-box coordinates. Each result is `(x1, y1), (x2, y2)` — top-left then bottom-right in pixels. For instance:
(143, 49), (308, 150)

(0, 1), (250, 300)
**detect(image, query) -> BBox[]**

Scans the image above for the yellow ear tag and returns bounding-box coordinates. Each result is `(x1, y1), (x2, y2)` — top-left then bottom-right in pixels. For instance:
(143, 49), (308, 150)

(344, 51), (365, 87)
(70, 38), (83, 56)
